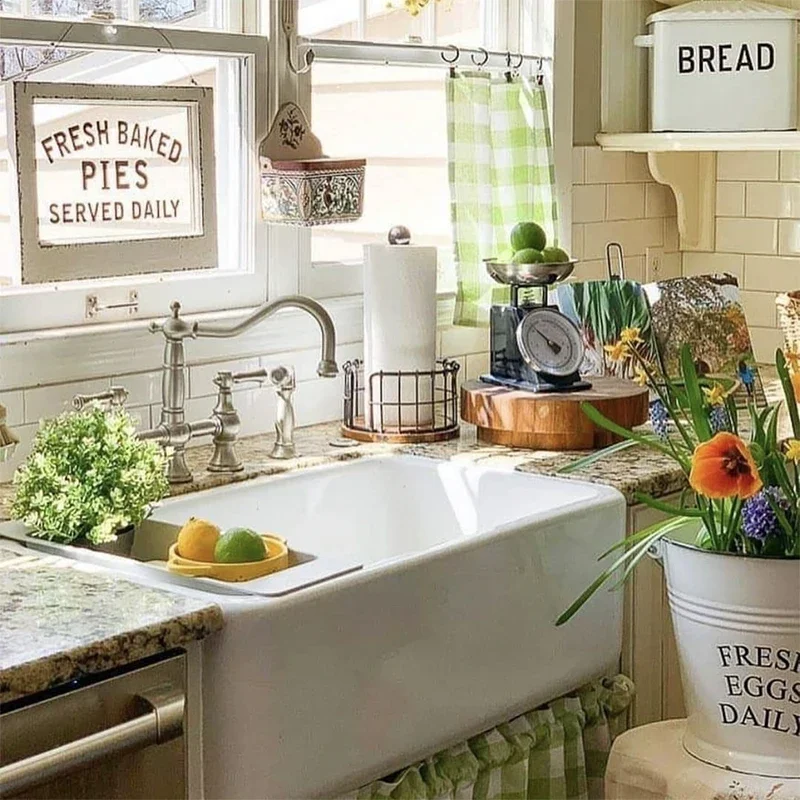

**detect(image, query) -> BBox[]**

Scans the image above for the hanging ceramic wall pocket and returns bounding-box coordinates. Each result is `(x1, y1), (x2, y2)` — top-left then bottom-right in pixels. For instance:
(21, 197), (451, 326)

(260, 102), (366, 226)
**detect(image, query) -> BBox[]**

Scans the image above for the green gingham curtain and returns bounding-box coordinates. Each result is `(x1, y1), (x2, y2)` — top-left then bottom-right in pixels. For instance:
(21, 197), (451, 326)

(346, 675), (634, 800)
(447, 72), (559, 327)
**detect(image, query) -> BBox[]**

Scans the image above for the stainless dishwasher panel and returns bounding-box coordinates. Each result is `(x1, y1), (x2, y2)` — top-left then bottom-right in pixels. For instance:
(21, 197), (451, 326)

(0, 654), (187, 799)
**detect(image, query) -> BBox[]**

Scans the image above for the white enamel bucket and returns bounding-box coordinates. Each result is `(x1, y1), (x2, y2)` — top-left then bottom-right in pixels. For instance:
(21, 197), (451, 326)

(661, 534), (800, 778)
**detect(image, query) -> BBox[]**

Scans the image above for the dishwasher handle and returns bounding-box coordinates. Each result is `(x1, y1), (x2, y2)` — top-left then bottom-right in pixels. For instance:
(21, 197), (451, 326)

(0, 683), (184, 796)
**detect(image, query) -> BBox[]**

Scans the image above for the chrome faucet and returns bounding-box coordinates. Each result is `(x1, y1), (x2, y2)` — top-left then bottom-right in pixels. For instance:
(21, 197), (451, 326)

(138, 296), (338, 483)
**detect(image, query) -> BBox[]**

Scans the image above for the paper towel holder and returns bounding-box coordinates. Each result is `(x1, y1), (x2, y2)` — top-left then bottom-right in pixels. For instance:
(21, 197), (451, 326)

(387, 225), (411, 245)
(341, 359), (460, 444)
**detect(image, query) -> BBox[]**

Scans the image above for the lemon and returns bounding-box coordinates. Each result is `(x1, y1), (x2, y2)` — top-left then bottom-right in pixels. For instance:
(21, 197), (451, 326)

(177, 517), (220, 562)
(511, 248), (544, 265)
(541, 246), (570, 263)
(214, 527), (267, 564)
(510, 221), (546, 253)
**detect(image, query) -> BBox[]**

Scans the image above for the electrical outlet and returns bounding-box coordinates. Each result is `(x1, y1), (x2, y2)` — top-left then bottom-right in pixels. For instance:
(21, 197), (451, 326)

(646, 247), (664, 282)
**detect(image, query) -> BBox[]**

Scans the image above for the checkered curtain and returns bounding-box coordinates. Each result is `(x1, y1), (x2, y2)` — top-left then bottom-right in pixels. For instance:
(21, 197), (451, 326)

(447, 72), (559, 327)
(345, 675), (634, 800)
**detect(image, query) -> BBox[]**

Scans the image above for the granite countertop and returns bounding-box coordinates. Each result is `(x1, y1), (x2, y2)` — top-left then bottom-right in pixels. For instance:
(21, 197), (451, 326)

(0, 367), (787, 519)
(0, 542), (223, 704)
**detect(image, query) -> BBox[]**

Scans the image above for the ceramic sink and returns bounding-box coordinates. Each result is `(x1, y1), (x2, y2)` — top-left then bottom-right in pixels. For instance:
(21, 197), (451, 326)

(2, 455), (625, 799)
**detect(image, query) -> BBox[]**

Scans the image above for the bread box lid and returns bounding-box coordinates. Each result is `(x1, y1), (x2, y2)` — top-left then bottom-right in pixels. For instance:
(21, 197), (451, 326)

(647, 0), (800, 23)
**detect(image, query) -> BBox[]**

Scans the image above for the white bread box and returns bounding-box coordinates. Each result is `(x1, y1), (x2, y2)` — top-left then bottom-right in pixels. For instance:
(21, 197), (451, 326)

(635, 0), (800, 132)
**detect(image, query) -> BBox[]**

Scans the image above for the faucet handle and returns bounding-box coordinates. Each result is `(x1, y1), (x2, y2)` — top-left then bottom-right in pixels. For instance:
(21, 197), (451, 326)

(73, 385), (129, 412)
(149, 300), (198, 340)
(231, 368), (270, 386)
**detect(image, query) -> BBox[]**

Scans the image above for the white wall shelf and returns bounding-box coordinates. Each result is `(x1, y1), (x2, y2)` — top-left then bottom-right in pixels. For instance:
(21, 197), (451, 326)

(596, 131), (800, 152)
(595, 131), (800, 252)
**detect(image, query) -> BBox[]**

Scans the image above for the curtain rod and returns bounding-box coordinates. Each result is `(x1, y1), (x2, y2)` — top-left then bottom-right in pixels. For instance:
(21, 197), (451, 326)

(302, 38), (551, 71)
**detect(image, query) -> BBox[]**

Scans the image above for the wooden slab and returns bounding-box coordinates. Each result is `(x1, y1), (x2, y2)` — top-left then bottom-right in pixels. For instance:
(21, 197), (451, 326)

(461, 377), (649, 451)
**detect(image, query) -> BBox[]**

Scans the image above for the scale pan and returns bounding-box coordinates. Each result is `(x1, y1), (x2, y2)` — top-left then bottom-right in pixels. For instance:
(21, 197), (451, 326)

(484, 258), (576, 286)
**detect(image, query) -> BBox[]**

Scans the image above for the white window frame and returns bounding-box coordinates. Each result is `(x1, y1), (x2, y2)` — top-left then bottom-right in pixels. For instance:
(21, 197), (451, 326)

(0, 13), (268, 334)
(293, 0), (572, 305)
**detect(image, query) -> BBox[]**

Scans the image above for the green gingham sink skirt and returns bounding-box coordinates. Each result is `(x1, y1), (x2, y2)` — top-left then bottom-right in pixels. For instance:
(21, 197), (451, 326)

(346, 675), (634, 800)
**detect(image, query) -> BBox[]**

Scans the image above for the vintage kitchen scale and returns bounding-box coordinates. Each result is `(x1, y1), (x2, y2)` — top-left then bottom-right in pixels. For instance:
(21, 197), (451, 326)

(481, 258), (590, 392)
(461, 258), (649, 450)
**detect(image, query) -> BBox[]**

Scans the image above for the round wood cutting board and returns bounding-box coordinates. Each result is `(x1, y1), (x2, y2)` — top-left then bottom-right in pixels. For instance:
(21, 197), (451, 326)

(461, 377), (649, 450)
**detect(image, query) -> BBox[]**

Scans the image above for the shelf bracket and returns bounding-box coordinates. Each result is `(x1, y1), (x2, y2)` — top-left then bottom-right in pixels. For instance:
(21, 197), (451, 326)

(646, 151), (716, 252)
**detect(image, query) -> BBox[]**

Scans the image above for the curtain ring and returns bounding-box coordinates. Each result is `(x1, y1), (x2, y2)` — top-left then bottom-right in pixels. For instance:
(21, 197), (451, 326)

(512, 52), (524, 70)
(470, 47), (489, 67)
(441, 44), (460, 64)
(288, 38), (315, 75)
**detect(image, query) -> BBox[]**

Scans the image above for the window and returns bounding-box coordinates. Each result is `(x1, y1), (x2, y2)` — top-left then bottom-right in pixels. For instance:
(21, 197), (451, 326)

(0, 2), (264, 333)
(296, 0), (555, 300)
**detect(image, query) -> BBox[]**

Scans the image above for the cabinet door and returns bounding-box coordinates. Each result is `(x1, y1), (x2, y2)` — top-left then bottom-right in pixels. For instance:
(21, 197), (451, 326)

(623, 498), (686, 726)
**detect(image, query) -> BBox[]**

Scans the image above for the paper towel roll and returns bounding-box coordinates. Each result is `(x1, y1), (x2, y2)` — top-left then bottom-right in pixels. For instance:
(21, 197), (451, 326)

(363, 244), (438, 429)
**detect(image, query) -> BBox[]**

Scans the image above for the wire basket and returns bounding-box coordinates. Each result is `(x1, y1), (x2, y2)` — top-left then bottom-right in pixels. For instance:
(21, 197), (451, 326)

(342, 359), (460, 443)
(777, 291), (800, 352)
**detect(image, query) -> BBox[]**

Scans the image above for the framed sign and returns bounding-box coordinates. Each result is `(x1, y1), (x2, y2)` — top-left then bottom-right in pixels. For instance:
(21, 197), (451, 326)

(11, 81), (217, 284)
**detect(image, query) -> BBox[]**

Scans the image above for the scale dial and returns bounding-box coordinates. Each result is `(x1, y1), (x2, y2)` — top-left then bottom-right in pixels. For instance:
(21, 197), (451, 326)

(516, 307), (585, 377)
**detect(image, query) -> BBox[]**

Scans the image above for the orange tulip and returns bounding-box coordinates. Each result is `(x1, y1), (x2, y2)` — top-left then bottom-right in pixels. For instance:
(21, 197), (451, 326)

(689, 432), (763, 500)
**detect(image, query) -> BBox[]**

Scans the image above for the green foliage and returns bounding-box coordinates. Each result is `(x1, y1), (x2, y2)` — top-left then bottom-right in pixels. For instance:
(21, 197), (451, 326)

(12, 407), (168, 545)
(557, 344), (800, 626)
(570, 280), (655, 376)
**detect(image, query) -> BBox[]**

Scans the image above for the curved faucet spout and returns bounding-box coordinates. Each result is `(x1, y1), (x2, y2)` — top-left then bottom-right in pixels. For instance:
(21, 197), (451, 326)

(194, 295), (338, 377)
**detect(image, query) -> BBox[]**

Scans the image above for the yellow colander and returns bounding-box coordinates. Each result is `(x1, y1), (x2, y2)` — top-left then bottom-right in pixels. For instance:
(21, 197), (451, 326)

(167, 535), (289, 582)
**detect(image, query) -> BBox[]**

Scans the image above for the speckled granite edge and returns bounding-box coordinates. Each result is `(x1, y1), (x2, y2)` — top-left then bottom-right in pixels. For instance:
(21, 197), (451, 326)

(0, 546), (223, 704)
(0, 609), (221, 705)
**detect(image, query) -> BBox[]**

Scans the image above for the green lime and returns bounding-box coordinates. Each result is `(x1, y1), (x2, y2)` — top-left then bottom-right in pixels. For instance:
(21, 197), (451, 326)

(497, 247), (515, 262)
(510, 221), (547, 252)
(511, 248), (544, 264)
(214, 527), (267, 563)
(541, 246), (570, 263)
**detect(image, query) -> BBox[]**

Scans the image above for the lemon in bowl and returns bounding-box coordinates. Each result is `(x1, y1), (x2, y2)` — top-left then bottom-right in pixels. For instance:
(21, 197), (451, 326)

(177, 517), (220, 562)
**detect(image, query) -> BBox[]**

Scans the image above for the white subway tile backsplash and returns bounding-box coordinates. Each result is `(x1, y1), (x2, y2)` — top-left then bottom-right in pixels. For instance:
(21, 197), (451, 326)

(114, 371), (161, 408)
(740, 290), (778, 329)
(683, 252), (744, 282)
(584, 148), (627, 184)
(0, 422), (40, 484)
(582, 218), (663, 259)
(572, 147), (585, 185)
(779, 152), (800, 181)
(743, 255), (800, 292)
(0, 392), (24, 426)
(439, 326), (489, 358)
(717, 151), (779, 182)
(572, 184), (606, 223)
(24, 378), (109, 424)
(746, 182), (800, 219)
(645, 184), (674, 218)
(779, 220), (800, 256)
(716, 218), (777, 255)
(606, 183), (645, 221)
(716, 182), (745, 217)
(664, 218), (680, 253)
(465, 352), (490, 382)
(571, 224), (585, 260)
(625, 153), (652, 183)
(572, 260), (607, 281)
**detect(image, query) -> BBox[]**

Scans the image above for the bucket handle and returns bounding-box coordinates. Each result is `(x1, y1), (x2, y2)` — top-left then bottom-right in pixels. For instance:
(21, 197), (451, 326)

(647, 539), (664, 564)
(634, 34), (653, 48)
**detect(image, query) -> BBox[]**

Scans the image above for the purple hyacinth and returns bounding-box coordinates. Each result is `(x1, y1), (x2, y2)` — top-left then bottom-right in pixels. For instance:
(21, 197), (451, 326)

(742, 487), (789, 542)
(649, 399), (670, 442)
(709, 404), (730, 434)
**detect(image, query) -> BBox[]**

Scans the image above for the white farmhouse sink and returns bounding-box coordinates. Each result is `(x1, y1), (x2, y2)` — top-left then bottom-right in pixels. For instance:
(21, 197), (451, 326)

(2, 455), (625, 799)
